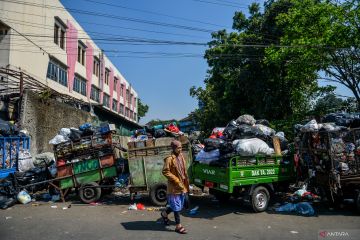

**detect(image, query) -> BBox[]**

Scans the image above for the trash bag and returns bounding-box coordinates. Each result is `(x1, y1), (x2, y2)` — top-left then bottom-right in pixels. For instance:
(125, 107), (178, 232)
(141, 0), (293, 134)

(17, 190), (31, 204)
(195, 149), (220, 164)
(79, 123), (92, 131)
(300, 119), (319, 132)
(253, 124), (275, 137)
(275, 202), (315, 216)
(0, 119), (14, 136)
(233, 138), (274, 156)
(204, 138), (225, 152)
(0, 195), (17, 209)
(69, 128), (83, 141)
(59, 128), (71, 137)
(256, 119), (270, 127)
(219, 141), (234, 155)
(236, 114), (256, 126)
(49, 134), (68, 145)
(223, 120), (239, 140)
(18, 150), (34, 172)
(154, 129), (166, 138)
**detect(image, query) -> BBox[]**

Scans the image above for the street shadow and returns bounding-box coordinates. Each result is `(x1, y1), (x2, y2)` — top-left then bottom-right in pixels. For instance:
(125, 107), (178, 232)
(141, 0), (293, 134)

(121, 220), (173, 232)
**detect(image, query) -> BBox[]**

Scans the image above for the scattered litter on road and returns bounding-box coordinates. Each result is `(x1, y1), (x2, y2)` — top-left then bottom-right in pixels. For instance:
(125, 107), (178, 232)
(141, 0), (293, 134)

(267, 226), (271, 229)
(89, 202), (102, 206)
(213, 226), (217, 229)
(136, 203), (145, 210)
(24, 216), (32, 220)
(290, 231), (299, 234)
(147, 208), (154, 211)
(5, 216), (12, 220)
(121, 210), (127, 214)
(189, 206), (199, 215)
(128, 203), (137, 210)
(51, 205), (57, 209)
(62, 207), (68, 210)
(31, 203), (40, 207)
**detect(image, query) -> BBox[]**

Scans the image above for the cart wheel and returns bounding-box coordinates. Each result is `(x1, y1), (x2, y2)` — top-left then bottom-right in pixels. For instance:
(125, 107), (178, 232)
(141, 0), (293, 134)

(79, 182), (101, 204)
(251, 186), (270, 212)
(210, 189), (231, 203)
(149, 183), (167, 206)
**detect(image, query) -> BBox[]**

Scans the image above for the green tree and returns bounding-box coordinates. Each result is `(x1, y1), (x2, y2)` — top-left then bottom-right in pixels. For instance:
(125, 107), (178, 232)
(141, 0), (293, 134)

(190, 0), (324, 136)
(137, 98), (149, 122)
(267, 0), (360, 110)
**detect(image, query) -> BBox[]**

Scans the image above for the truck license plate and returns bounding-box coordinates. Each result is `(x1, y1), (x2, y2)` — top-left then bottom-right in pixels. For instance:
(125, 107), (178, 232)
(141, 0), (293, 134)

(205, 181), (214, 188)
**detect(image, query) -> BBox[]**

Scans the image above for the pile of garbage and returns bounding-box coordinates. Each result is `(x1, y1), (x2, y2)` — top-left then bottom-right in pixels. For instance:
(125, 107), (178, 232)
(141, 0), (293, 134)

(194, 114), (289, 165)
(128, 122), (186, 149)
(294, 112), (360, 200)
(49, 122), (115, 145)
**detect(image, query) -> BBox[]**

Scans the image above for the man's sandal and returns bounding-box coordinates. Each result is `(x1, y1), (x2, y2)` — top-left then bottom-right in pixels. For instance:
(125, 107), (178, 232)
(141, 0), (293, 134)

(175, 226), (188, 234)
(160, 212), (170, 226)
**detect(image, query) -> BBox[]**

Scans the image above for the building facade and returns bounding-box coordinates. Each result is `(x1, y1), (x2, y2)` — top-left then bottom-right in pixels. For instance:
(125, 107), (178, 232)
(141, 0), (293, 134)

(0, 0), (139, 124)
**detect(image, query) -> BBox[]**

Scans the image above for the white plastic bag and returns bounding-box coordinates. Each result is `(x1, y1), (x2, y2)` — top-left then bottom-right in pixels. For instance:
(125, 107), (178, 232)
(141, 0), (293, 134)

(254, 124), (276, 136)
(49, 134), (68, 145)
(59, 128), (71, 137)
(17, 190), (31, 204)
(236, 114), (256, 126)
(18, 150), (34, 172)
(233, 138), (274, 156)
(301, 119), (318, 132)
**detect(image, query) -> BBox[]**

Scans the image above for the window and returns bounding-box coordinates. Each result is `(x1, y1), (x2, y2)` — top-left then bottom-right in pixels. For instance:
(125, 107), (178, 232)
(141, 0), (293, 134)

(54, 17), (66, 50)
(93, 57), (100, 77)
(119, 104), (124, 115)
(90, 86), (100, 102)
(133, 97), (137, 108)
(47, 61), (68, 87)
(126, 89), (130, 103)
(134, 113), (137, 122)
(103, 94), (110, 108)
(130, 110), (133, 120)
(125, 107), (129, 117)
(120, 84), (124, 97)
(77, 41), (86, 65)
(54, 24), (59, 45)
(105, 68), (110, 85)
(114, 77), (118, 92)
(130, 94), (133, 105)
(73, 75), (87, 96)
(112, 99), (118, 112)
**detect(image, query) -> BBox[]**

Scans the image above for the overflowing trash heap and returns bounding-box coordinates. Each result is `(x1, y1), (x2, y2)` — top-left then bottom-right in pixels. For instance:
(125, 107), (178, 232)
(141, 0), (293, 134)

(194, 114), (289, 165)
(294, 112), (360, 200)
(127, 122), (186, 149)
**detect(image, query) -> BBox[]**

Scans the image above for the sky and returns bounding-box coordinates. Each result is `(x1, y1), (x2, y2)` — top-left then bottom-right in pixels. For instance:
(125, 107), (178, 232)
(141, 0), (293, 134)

(60, 0), (353, 124)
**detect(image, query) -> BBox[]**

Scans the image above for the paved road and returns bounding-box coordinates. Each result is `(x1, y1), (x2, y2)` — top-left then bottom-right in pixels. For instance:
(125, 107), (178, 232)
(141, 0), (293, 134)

(1, 194), (359, 240)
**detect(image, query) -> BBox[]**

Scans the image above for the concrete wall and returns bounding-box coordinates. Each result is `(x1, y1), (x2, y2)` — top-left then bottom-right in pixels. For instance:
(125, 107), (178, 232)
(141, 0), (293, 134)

(20, 90), (93, 155)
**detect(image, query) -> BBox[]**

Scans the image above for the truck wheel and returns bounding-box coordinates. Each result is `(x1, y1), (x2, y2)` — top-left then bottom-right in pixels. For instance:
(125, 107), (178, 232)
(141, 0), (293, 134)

(79, 182), (101, 204)
(251, 186), (270, 212)
(149, 183), (167, 206)
(210, 189), (231, 203)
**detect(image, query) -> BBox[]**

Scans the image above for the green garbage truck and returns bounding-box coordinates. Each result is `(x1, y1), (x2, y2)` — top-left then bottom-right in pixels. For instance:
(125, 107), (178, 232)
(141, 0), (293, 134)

(191, 154), (295, 212)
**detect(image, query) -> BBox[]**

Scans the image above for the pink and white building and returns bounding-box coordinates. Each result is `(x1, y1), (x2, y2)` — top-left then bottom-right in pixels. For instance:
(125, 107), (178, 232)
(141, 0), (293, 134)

(0, 0), (139, 123)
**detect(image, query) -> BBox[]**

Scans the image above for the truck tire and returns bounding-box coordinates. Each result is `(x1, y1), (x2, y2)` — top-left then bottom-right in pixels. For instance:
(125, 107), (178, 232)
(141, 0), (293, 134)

(149, 183), (167, 206)
(79, 182), (101, 204)
(251, 186), (270, 212)
(210, 189), (231, 203)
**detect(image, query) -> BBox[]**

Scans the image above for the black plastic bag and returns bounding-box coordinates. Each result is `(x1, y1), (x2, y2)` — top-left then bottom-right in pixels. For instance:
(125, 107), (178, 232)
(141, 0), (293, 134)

(204, 138), (225, 152)
(223, 120), (239, 140)
(154, 129), (167, 138)
(0, 195), (17, 209)
(219, 141), (234, 155)
(256, 119), (270, 127)
(69, 128), (83, 141)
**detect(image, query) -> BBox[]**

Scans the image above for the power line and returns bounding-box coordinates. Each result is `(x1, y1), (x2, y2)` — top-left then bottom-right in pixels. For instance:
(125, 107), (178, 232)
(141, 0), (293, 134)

(1, 0), (216, 33)
(81, 0), (228, 28)
(1, 16), (210, 40)
(188, 0), (248, 8)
